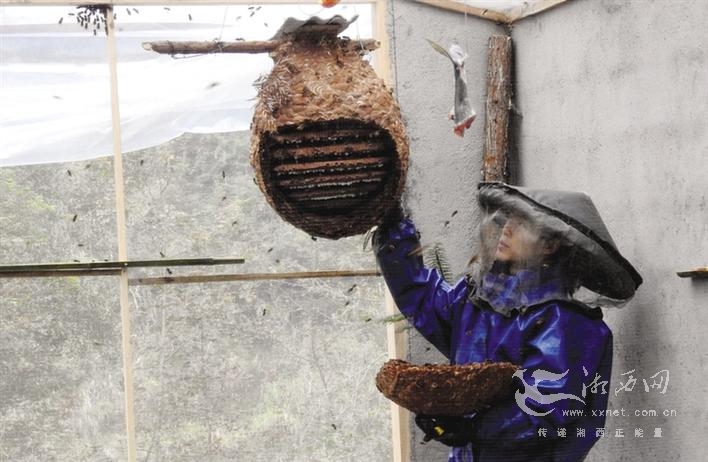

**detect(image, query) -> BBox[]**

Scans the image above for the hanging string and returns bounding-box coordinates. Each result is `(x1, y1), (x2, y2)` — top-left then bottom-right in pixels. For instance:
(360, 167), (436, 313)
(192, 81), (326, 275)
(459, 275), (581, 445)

(351, 4), (365, 53)
(464, 9), (469, 50)
(168, 6), (228, 61)
(217, 5), (229, 42)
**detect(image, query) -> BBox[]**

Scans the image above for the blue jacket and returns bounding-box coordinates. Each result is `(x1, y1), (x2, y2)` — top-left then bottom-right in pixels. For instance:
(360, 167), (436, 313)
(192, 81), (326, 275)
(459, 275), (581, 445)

(375, 219), (613, 462)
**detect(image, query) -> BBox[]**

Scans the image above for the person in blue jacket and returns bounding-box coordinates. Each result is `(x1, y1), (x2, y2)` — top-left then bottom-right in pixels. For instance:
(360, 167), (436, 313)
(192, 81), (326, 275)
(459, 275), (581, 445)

(373, 182), (642, 462)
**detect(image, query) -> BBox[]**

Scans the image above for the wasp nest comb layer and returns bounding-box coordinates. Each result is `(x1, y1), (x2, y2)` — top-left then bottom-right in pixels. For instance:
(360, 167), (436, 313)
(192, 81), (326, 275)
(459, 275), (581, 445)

(251, 21), (409, 239)
(375, 359), (519, 416)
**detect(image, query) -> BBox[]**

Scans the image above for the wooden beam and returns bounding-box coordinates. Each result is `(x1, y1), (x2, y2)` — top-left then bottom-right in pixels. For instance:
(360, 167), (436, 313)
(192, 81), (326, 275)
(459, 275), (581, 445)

(143, 40), (280, 55)
(0, 267), (380, 283)
(371, 2), (407, 459)
(677, 267), (708, 278)
(507, 0), (571, 23)
(0, 0), (571, 24)
(128, 269), (380, 285)
(385, 289), (411, 462)
(1, 0), (374, 5)
(142, 38), (379, 55)
(0, 258), (246, 274)
(372, 0), (391, 85)
(0, 269), (122, 278)
(482, 35), (512, 183)
(411, 0), (509, 24)
(105, 7), (137, 462)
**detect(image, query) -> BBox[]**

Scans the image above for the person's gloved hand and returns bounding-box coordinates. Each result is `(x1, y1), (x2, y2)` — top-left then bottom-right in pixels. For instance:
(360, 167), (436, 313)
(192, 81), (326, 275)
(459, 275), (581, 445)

(415, 414), (476, 447)
(371, 203), (406, 250)
(380, 202), (405, 228)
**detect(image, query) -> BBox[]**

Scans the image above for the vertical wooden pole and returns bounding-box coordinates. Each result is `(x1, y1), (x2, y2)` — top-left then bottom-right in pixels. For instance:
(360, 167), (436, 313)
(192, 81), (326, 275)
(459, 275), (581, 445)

(385, 289), (411, 462)
(483, 35), (513, 183)
(373, 0), (392, 85)
(377, 0), (410, 460)
(106, 7), (137, 462)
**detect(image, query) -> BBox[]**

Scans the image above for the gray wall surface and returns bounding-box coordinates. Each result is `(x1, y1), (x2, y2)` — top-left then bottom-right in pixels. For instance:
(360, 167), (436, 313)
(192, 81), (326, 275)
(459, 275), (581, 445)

(388, 0), (707, 461)
(385, 1), (505, 460)
(511, 1), (708, 460)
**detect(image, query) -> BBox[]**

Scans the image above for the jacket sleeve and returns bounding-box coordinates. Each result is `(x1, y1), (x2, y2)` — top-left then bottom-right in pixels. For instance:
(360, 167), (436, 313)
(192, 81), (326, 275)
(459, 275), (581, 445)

(373, 217), (472, 358)
(470, 304), (613, 447)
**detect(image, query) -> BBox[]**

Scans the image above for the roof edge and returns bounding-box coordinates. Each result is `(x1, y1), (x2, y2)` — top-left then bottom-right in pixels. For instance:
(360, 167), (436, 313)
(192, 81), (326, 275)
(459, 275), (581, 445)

(411, 0), (509, 24)
(411, 0), (571, 25)
(506, 0), (570, 23)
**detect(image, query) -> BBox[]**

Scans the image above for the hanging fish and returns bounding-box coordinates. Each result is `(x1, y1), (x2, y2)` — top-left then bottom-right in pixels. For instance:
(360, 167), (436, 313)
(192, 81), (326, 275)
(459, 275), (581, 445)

(427, 39), (477, 137)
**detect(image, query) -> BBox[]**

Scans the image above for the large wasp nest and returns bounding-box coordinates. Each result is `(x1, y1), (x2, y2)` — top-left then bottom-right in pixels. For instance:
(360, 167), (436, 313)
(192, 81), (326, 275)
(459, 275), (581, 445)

(250, 16), (409, 239)
(376, 359), (519, 416)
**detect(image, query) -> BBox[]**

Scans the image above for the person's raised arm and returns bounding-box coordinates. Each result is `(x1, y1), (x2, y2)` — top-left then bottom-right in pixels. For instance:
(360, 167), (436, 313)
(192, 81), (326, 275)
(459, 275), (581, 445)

(373, 209), (472, 358)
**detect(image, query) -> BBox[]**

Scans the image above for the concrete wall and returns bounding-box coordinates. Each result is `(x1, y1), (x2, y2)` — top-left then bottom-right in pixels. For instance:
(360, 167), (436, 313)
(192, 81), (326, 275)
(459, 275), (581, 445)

(389, 0), (707, 460)
(385, 1), (505, 460)
(509, 0), (708, 460)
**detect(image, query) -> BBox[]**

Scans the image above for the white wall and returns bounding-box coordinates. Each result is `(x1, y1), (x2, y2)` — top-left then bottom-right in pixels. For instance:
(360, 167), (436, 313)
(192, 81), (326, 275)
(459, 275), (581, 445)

(386, 1), (505, 459)
(388, 0), (504, 274)
(389, 0), (707, 460)
(512, 0), (708, 460)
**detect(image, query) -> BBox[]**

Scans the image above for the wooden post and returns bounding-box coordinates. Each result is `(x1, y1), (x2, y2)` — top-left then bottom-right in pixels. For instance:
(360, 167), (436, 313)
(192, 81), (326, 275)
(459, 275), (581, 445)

(106, 7), (137, 462)
(385, 289), (411, 462)
(483, 35), (513, 183)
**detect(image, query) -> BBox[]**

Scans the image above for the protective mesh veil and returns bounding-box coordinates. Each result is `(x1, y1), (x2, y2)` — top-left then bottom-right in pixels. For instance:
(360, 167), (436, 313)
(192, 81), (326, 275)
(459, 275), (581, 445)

(471, 183), (642, 313)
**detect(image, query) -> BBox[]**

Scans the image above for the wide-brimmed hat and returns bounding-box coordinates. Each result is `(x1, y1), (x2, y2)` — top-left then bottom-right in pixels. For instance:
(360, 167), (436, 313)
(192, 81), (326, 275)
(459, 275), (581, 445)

(478, 182), (642, 301)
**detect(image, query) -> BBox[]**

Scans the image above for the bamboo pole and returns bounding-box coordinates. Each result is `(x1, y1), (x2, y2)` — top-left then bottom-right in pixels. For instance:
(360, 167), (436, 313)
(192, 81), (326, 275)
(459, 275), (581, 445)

(482, 35), (513, 183)
(0, 269), (122, 278)
(385, 289), (411, 462)
(371, 2), (408, 458)
(0, 258), (246, 274)
(105, 7), (137, 462)
(128, 269), (380, 286)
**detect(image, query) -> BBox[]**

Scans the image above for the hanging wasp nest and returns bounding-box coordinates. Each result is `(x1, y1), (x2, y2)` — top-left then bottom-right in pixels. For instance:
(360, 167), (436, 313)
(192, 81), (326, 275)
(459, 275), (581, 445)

(376, 359), (519, 416)
(251, 16), (409, 239)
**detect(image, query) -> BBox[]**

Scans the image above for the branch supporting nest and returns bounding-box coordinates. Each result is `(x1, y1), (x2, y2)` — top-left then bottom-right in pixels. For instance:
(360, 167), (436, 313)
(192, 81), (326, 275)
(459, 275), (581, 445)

(142, 39), (380, 55)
